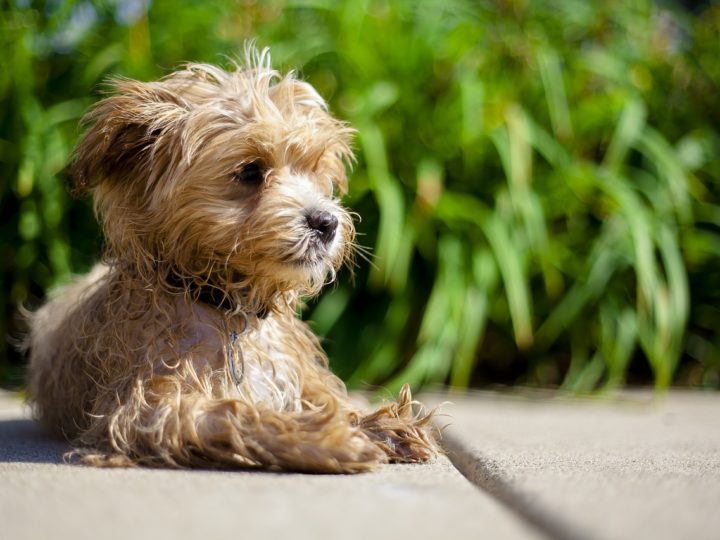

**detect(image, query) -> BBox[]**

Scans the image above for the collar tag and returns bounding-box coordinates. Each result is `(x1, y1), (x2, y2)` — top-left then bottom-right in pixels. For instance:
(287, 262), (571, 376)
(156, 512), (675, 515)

(227, 330), (244, 386)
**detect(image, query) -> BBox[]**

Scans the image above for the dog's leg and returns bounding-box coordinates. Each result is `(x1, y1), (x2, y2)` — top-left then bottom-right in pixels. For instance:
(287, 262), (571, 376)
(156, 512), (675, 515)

(297, 363), (441, 463)
(187, 395), (387, 472)
(72, 378), (387, 473)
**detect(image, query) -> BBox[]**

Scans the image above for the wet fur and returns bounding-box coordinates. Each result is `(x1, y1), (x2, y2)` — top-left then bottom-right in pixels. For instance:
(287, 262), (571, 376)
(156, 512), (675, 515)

(23, 48), (439, 472)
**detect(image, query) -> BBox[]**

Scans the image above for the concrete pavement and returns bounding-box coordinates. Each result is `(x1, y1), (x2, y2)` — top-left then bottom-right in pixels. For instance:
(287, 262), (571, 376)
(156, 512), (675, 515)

(434, 390), (720, 540)
(2, 389), (719, 539)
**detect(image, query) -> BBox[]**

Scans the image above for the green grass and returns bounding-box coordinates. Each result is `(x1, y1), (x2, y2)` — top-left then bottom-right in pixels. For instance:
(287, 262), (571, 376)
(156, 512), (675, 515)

(1, 0), (719, 391)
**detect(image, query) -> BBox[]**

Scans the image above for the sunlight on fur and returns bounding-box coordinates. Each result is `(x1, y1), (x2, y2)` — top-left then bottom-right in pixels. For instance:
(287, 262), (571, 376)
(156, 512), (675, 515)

(23, 46), (439, 472)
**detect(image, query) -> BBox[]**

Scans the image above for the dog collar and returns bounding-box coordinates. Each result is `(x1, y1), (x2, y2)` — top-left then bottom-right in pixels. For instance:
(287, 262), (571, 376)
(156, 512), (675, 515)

(165, 271), (269, 318)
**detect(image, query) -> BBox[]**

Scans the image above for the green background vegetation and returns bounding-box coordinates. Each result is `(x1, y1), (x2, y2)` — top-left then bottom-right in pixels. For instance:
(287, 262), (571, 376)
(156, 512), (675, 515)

(1, 0), (719, 392)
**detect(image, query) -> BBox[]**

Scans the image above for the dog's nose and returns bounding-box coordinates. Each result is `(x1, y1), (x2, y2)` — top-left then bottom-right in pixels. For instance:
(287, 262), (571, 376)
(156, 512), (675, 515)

(306, 210), (339, 244)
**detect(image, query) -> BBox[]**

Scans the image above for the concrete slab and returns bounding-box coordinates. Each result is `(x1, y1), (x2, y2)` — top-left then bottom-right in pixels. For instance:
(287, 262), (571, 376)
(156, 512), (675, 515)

(432, 390), (720, 540)
(0, 391), (539, 540)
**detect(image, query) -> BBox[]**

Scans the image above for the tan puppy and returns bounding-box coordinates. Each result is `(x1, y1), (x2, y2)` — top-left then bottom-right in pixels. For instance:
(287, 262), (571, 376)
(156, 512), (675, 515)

(23, 48), (438, 472)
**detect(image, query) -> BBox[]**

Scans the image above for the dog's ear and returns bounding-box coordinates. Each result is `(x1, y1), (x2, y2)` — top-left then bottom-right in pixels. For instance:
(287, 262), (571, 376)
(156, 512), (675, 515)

(69, 78), (189, 196)
(281, 79), (355, 194)
(290, 80), (328, 111)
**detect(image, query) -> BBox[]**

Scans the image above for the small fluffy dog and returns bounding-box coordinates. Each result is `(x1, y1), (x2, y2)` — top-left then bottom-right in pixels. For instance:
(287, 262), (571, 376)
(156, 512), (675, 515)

(24, 49), (438, 472)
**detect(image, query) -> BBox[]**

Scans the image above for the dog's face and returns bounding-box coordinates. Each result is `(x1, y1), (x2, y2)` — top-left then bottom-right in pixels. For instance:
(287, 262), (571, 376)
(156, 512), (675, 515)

(71, 54), (355, 299)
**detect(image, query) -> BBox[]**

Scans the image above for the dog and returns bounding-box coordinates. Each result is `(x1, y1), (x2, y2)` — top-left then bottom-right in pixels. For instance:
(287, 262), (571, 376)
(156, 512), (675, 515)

(23, 48), (439, 472)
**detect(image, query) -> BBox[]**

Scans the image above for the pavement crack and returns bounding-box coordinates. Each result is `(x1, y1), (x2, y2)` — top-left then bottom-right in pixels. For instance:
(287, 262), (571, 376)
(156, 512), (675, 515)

(441, 431), (596, 540)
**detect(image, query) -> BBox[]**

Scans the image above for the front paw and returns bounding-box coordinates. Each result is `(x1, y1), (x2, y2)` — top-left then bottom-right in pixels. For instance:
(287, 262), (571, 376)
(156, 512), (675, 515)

(357, 384), (441, 463)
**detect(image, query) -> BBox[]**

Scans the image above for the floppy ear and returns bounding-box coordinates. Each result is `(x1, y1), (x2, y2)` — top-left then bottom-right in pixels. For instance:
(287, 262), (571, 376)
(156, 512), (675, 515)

(69, 78), (189, 196)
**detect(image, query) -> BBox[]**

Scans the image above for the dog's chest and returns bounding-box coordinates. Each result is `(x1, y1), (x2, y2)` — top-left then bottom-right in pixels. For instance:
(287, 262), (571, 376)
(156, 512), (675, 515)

(175, 303), (304, 411)
(230, 319), (304, 411)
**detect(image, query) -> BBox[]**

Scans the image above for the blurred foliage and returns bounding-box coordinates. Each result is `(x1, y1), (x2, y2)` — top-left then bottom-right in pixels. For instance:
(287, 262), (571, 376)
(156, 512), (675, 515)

(1, 0), (719, 391)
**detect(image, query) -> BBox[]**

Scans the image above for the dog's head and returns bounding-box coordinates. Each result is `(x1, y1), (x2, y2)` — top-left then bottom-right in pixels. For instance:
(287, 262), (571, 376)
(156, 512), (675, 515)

(71, 48), (355, 309)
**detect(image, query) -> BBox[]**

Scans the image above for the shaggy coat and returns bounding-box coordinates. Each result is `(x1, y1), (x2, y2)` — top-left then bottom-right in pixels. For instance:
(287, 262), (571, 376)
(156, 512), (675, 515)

(24, 49), (438, 472)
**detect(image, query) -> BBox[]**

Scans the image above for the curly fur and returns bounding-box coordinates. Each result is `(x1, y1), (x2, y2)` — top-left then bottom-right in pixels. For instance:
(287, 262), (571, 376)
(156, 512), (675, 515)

(23, 47), (439, 472)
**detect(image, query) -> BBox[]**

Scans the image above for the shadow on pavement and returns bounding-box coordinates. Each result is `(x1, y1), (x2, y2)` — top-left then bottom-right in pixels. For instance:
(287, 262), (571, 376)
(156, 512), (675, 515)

(0, 418), (68, 464)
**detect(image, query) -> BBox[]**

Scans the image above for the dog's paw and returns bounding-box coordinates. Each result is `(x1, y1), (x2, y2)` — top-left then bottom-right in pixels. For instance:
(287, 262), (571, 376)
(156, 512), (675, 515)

(357, 384), (441, 463)
(220, 404), (388, 474)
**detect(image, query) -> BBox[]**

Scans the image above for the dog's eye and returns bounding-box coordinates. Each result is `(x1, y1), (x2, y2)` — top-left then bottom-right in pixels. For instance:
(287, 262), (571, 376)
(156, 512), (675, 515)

(233, 162), (265, 186)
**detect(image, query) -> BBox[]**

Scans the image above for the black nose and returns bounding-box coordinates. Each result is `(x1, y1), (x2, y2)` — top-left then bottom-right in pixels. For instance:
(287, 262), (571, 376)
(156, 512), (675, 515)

(306, 210), (339, 244)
